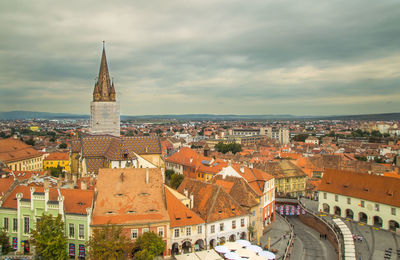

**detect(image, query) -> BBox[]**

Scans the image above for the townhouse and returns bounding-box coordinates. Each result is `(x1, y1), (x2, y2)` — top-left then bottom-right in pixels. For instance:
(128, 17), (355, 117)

(165, 187), (206, 255)
(0, 138), (43, 172)
(0, 176), (94, 257)
(91, 168), (170, 256)
(177, 178), (249, 249)
(318, 169), (400, 231)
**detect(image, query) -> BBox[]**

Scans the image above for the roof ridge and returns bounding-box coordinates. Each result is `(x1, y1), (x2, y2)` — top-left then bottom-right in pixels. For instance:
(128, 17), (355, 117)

(207, 186), (220, 222)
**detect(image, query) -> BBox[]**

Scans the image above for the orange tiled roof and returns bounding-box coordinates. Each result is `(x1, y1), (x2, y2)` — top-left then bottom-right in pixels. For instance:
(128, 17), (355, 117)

(0, 177), (14, 197)
(319, 169), (400, 207)
(44, 152), (69, 161)
(177, 178), (248, 223)
(1, 184), (94, 215)
(91, 168), (169, 226)
(0, 138), (42, 163)
(61, 189), (94, 215)
(165, 188), (204, 228)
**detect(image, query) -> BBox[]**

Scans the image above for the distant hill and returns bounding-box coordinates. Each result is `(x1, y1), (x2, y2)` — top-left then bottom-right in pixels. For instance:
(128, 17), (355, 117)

(0, 111), (89, 120)
(0, 111), (399, 121)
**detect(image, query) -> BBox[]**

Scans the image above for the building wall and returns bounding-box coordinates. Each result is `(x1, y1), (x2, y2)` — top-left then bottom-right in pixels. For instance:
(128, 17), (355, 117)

(90, 101), (120, 137)
(7, 156), (43, 172)
(318, 191), (399, 230)
(205, 216), (248, 248)
(170, 224), (206, 253)
(0, 190), (90, 256)
(141, 154), (164, 168)
(44, 159), (70, 172)
(275, 176), (306, 196)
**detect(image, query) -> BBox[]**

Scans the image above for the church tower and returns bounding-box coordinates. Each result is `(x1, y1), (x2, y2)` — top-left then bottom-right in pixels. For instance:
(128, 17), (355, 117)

(89, 43), (120, 136)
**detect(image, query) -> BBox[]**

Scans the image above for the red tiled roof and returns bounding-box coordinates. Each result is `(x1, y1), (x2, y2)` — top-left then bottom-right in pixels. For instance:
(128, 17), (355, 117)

(0, 138), (42, 163)
(319, 169), (400, 207)
(165, 188), (204, 228)
(61, 189), (94, 215)
(177, 178), (247, 223)
(92, 168), (169, 226)
(44, 152), (69, 161)
(0, 177), (14, 197)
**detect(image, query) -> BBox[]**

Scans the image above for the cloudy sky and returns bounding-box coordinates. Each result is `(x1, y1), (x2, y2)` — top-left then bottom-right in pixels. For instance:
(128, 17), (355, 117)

(1, 0), (400, 116)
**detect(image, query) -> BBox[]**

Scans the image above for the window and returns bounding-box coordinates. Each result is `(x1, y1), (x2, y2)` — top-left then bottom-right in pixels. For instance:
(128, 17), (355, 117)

(375, 204), (380, 212)
(13, 218), (17, 232)
(335, 195), (338, 202)
(219, 223), (224, 231)
(232, 220), (236, 229)
(391, 208), (396, 216)
(360, 201), (365, 207)
(241, 219), (245, 227)
(211, 225), (215, 233)
(347, 198), (351, 205)
(174, 228), (180, 238)
(4, 218), (8, 231)
(323, 193), (327, 199)
(79, 224), (84, 239)
(69, 224), (75, 238)
(197, 225), (202, 234)
(158, 227), (164, 237)
(131, 229), (138, 239)
(252, 210), (255, 216)
(186, 227), (191, 236)
(142, 228), (149, 234)
(24, 217), (29, 234)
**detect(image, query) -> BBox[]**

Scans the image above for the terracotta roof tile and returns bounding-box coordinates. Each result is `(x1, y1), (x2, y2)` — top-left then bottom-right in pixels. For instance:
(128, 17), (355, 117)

(0, 138), (42, 163)
(165, 188), (204, 228)
(319, 169), (400, 207)
(44, 152), (69, 161)
(92, 168), (169, 226)
(177, 178), (247, 223)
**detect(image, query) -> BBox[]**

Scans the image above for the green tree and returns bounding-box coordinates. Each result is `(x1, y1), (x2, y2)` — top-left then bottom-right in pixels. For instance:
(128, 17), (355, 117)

(165, 169), (175, 180)
(215, 142), (242, 154)
(292, 134), (309, 142)
(59, 143), (67, 149)
(49, 166), (64, 178)
(0, 229), (11, 255)
(87, 224), (132, 260)
(25, 137), (35, 146)
(170, 173), (184, 189)
(132, 232), (165, 260)
(30, 213), (68, 259)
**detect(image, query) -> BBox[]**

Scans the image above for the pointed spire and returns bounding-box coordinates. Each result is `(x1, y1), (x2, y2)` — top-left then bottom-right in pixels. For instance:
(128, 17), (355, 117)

(93, 41), (115, 101)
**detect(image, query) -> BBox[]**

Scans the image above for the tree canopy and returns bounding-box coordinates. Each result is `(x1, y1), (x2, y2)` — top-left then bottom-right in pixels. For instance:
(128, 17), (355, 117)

(169, 173), (184, 189)
(87, 224), (132, 260)
(132, 232), (165, 260)
(30, 213), (68, 259)
(0, 229), (11, 255)
(214, 142), (242, 154)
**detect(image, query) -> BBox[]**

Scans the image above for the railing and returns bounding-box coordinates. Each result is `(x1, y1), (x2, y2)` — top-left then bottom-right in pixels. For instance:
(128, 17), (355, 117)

(297, 198), (343, 260)
(276, 212), (294, 260)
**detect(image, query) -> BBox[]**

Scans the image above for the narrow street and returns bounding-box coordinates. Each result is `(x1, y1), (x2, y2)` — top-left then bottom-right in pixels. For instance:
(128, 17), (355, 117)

(287, 216), (337, 260)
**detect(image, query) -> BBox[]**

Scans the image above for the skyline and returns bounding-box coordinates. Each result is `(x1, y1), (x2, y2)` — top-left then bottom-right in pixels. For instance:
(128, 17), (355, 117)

(1, 1), (400, 116)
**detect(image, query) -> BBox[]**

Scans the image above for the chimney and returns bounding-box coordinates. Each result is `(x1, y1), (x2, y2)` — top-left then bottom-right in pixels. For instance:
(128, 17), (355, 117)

(240, 166), (244, 174)
(189, 158), (193, 164)
(72, 175), (77, 188)
(190, 193), (194, 209)
(184, 188), (188, 197)
(145, 168), (149, 184)
(57, 179), (62, 188)
(44, 178), (50, 190)
(228, 160), (232, 166)
(81, 180), (87, 190)
(161, 168), (165, 183)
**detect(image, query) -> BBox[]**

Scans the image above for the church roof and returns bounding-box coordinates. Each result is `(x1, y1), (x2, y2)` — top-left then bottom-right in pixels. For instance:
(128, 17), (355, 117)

(72, 135), (162, 174)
